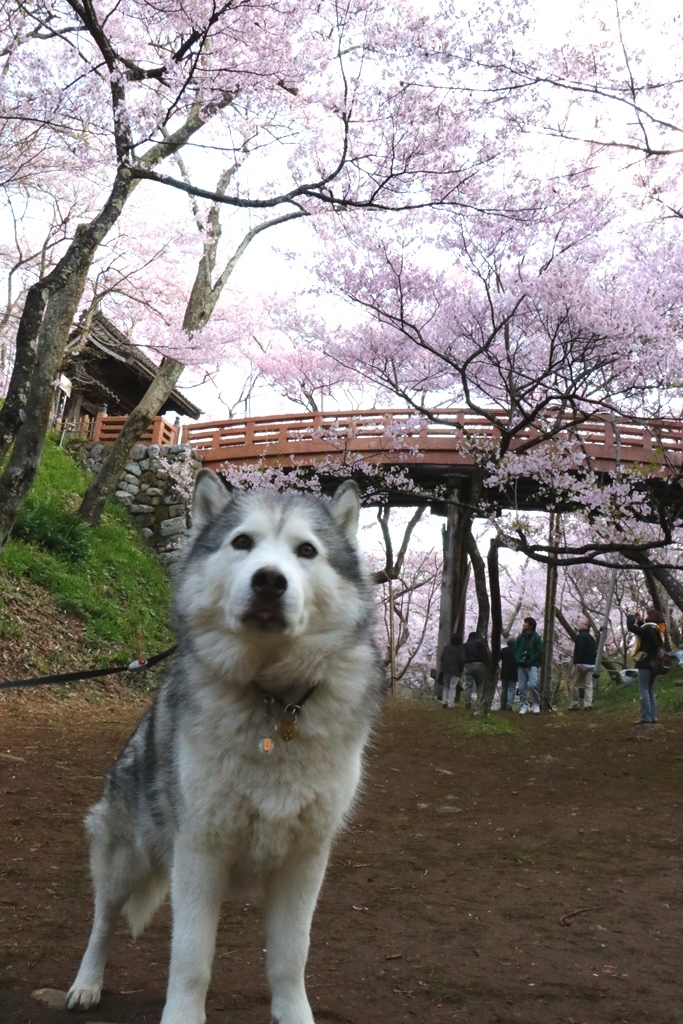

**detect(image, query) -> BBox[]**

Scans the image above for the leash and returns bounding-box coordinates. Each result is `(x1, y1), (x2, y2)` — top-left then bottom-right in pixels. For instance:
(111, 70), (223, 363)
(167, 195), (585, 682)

(0, 645), (177, 691)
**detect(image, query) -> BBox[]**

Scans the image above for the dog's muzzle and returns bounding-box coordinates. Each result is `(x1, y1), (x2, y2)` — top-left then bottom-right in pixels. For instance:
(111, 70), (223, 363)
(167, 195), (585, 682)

(243, 568), (288, 631)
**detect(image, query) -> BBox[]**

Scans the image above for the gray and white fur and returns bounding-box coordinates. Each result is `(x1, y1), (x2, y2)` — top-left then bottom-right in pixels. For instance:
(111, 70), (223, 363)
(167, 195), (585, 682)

(67, 471), (383, 1024)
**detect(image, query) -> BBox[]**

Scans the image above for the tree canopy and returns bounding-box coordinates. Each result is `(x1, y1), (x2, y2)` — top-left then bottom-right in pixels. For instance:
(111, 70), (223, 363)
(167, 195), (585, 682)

(2, 0), (683, 673)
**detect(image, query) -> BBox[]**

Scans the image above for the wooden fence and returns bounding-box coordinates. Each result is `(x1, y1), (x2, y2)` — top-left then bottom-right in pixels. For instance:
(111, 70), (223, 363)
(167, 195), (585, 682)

(92, 412), (180, 447)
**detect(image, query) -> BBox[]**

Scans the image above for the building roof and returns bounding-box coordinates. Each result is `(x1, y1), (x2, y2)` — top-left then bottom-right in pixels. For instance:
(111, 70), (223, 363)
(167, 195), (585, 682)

(64, 312), (202, 419)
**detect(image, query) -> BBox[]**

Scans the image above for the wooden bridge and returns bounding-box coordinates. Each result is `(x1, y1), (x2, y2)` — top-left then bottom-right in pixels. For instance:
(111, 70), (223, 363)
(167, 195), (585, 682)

(91, 406), (683, 506)
(178, 407), (683, 472)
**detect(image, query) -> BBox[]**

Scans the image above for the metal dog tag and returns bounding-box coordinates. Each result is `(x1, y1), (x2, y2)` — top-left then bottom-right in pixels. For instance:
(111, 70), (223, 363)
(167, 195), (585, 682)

(280, 704), (300, 742)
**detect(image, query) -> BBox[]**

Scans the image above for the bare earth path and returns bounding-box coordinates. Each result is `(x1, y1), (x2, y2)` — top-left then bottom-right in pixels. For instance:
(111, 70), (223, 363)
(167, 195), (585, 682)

(1, 691), (682, 1024)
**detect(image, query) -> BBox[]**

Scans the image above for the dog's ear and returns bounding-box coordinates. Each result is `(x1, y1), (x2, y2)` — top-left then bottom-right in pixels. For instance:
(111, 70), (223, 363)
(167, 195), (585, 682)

(330, 480), (360, 540)
(192, 469), (233, 530)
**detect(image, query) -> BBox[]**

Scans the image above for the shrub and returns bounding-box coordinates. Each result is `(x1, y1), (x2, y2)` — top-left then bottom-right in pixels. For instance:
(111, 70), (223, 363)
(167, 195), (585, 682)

(11, 495), (91, 562)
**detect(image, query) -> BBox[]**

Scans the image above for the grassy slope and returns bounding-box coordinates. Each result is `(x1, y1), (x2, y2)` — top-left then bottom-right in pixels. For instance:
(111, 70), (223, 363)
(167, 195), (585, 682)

(0, 436), (174, 683)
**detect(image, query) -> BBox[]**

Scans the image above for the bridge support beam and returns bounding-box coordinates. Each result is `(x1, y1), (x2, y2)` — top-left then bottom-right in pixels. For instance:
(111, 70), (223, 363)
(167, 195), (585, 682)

(437, 500), (470, 670)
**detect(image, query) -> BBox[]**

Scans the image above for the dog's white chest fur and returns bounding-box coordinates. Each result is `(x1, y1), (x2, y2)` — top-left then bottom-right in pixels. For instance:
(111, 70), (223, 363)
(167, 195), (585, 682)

(176, 676), (368, 873)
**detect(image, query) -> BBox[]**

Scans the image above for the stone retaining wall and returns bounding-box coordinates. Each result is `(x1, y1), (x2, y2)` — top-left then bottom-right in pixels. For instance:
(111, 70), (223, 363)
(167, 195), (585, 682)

(85, 442), (202, 568)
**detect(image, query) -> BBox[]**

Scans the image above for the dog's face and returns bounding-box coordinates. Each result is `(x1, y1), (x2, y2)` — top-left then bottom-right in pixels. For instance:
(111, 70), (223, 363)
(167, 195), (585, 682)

(178, 471), (364, 644)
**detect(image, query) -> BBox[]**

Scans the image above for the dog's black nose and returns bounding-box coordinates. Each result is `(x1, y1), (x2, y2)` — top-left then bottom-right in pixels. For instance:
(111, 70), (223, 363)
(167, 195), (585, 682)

(251, 568), (287, 599)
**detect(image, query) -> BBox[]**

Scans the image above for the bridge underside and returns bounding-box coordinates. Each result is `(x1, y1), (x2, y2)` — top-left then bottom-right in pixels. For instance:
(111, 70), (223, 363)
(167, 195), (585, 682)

(287, 461), (683, 521)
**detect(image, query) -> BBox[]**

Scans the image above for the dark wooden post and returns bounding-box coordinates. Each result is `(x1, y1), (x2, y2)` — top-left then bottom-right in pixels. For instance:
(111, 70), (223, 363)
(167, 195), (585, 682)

(92, 408), (106, 443)
(437, 492), (470, 661)
(541, 512), (560, 710)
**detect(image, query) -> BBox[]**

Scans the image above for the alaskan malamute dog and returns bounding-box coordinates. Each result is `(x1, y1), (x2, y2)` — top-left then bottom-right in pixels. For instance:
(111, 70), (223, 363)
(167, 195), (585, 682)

(67, 470), (382, 1024)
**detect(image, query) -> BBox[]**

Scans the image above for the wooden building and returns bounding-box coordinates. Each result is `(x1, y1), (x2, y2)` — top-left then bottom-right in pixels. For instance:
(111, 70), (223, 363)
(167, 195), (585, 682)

(53, 312), (201, 442)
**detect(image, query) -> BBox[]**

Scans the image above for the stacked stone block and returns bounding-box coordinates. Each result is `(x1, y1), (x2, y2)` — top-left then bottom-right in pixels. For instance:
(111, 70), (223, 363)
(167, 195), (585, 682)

(85, 442), (202, 569)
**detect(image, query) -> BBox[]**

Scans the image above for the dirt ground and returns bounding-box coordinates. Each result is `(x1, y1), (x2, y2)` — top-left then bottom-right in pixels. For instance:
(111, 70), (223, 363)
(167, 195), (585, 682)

(1, 687), (682, 1024)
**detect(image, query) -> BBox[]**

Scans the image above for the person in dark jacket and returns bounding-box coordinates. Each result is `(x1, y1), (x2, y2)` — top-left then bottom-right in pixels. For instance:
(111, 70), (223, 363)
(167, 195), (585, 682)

(626, 608), (667, 724)
(499, 637), (518, 710)
(440, 632), (465, 709)
(569, 620), (598, 710)
(463, 631), (487, 712)
(514, 617), (543, 714)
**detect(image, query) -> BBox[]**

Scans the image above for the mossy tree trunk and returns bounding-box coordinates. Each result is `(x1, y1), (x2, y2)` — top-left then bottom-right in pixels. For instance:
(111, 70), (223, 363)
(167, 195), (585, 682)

(0, 172), (136, 551)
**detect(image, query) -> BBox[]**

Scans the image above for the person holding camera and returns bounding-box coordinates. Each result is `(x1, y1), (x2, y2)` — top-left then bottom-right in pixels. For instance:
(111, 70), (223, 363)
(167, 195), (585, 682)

(514, 616), (544, 714)
(626, 608), (667, 725)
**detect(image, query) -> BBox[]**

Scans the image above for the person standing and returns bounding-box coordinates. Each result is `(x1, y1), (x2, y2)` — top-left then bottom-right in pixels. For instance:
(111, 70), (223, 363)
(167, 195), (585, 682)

(440, 632), (465, 709)
(514, 617), (543, 714)
(626, 608), (667, 725)
(462, 631), (487, 712)
(569, 620), (598, 710)
(499, 637), (518, 710)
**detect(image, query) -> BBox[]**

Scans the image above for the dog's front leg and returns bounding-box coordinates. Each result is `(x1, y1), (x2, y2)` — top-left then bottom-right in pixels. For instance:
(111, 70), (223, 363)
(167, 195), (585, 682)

(265, 843), (331, 1024)
(66, 889), (124, 1010)
(160, 841), (226, 1024)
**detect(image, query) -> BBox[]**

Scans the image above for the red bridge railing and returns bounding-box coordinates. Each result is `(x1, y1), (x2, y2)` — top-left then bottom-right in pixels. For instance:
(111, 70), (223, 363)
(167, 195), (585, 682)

(92, 413), (180, 447)
(180, 409), (683, 474)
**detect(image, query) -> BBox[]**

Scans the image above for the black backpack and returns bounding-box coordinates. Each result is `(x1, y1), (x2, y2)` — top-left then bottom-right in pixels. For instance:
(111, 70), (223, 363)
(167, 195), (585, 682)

(650, 648), (672, 677)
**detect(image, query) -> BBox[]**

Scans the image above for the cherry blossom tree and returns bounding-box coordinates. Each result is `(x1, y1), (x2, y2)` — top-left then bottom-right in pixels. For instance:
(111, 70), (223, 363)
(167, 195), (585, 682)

(5, 0), (682, 667)
(244, 177), (683, 701)
(377, 549), (441, 693)
(0, 0), (517, 545)
(485, 0), (683, 222)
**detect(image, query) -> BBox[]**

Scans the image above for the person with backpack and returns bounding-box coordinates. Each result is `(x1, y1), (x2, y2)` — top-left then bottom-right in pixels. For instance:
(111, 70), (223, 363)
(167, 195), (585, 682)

(626, 608), (669, 725)
(499, 637), (518, 710)
(439, 632), (465, 709)
(514, 617), (544, 714)
(462, 631), (487, 713)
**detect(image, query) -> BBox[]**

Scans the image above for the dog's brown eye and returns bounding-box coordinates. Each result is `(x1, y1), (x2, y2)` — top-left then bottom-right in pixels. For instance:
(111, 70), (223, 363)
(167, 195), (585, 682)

(231, 534), (253, 551)
(297, 542), (317, 559)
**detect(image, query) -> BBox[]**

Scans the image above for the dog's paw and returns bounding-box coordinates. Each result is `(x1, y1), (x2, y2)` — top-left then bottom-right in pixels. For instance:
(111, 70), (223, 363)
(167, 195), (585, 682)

(65, 982), (102, 1011)
(270, 1002), (315, 1024)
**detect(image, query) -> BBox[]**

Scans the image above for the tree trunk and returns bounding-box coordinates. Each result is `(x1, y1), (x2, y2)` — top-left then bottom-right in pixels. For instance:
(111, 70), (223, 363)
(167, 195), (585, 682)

(436, 492), (470, 655)
(540, 512), (560, 710)
(0, 173), (134, 466)
(0, 302), (40, 465)
(465, 528), (490, 641)
(0, 257), (92, 547)
(464, 526), (494, 709)
(642, 564), (666, 619)
(0, 173), (135, 550)
(486, 538), (503, 704)
(77, 357), (185, 525)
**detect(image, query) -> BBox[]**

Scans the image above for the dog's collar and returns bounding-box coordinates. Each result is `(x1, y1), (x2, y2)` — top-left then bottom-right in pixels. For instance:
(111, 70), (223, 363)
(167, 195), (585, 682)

(255, 683), (318, 749)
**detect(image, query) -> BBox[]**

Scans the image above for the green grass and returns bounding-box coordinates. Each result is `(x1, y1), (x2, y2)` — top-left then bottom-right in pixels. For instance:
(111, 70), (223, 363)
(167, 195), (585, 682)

(586, 665), (683, 717)
(407, 698), (518, 739)
(415, 662), (683, 740)
(0, 435), (174, 669)
(12, 493), (91, 561)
